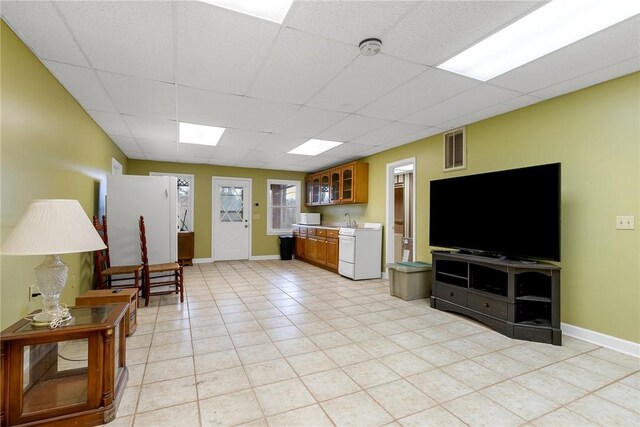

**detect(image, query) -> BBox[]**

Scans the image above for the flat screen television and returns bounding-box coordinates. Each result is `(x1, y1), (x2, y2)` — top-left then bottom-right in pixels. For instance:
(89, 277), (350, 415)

(430, 163), (561, 261)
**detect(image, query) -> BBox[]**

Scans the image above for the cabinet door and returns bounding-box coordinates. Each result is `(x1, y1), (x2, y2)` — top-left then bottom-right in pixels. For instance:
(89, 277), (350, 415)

(316, 238), (327, 265)
(312, 176), (321, 205)
(330, 169), (341, 204)
(305, 179), (313, 206)
(326, 238), (338, 270)
(320, 173), (330, 205)
(341, 165), (354, 203)
(306, 237), (317, 261)
(294, 235), (306, 259)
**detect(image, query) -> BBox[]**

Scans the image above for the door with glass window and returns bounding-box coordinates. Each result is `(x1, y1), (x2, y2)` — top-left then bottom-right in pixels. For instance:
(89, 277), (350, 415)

(213, 178), (250, 260)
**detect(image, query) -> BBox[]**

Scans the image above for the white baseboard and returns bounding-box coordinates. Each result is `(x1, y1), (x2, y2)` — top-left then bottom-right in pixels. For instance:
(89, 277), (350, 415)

(381, 272), (389, 280)
(561, 322), (640, 358)
(192, 258), (213, 264)
(249, 255), (281, 261)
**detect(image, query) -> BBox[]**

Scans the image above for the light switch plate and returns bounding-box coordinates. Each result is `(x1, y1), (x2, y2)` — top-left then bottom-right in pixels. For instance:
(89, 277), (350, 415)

(616, 215), (635, 230)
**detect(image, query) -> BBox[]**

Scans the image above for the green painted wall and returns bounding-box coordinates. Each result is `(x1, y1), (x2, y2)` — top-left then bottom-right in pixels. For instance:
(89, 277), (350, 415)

(0, 22), (128, 329)
(126, 161), (306, 258)
(318, 73), (640, 343)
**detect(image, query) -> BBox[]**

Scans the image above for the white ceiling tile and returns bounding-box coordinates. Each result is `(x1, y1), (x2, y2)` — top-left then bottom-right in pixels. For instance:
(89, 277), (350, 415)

(273, 106), (348, 137)
(1, 1), (89, 66)
(254, 133), (307, 154)
(384, 127), (443, 147)
(87, 110), (131, 137)
(266, 163), (306, 172)
(207, 147), (251, 163)
(235, 161), (269, 169)
(490, 16), (640, 93)
(122, 150), (146, 160)
(316, 115), (391, 142)
(531, 57), (640, 100)
(108, 135), (140, 153)
(226, 97), (299, 133)
(308, 54), (426, 113)
(177, 142), (218, 159)
(217, 129), (269, 150)
(322, 142), (378, 159)
(135, 139), (178, 161)
(177, 86), (244, 128)
(438, 95), (542, 130)
(272, 153), (313, 168)
(123, 116), (176, 141)
(302, 156), (343, 171)
(176, 1), (280, 95)
(384, 1), (545, 66)
(247, 28), (359, 104)
(236, 150), (284, 163)
(43, 61), (116, 112)
(351, 122), (427, 147)
(403, 84), (523, 126)
(98, 72), (175, 120)
(358, 68), (480, 120)
(176, 155), (210, 164)
(285, 1), (418, 46)
(55, 0), (174, 82)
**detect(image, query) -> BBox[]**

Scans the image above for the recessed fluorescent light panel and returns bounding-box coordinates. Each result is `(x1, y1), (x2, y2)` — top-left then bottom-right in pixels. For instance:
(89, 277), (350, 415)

(438, 0), (640, 81)
(200, 0), (294, 24)
(179, 122), (225, 146)
(288, 139), (343, 156)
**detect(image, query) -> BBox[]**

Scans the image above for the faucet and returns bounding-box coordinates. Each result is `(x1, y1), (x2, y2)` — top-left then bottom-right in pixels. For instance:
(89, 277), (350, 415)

(344, 212), (351, 228)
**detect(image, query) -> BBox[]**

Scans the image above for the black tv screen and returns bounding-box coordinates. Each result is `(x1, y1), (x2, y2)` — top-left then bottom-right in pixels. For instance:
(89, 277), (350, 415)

(430, 163), (561, 261)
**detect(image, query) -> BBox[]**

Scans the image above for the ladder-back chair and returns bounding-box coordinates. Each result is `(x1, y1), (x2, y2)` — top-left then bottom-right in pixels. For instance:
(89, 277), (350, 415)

(139, 216), (184, 306)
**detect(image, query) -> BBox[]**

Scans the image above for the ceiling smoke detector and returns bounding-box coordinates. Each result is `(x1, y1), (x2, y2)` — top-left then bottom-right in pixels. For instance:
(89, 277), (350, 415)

(359, 38), (382, 56)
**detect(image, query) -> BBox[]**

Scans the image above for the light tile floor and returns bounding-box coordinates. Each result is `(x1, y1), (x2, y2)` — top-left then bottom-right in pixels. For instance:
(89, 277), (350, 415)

(106, 260), (640, 427)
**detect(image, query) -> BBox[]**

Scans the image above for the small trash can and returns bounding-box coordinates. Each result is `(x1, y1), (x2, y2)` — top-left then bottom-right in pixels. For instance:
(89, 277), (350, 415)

(387, 262), (432, 301)
(279, 235), (294, 260)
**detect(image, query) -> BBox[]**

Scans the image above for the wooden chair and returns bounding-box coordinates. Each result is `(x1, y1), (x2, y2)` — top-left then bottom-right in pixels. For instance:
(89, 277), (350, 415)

(139, 216), (184, 306)
(93, 216), (144, 297)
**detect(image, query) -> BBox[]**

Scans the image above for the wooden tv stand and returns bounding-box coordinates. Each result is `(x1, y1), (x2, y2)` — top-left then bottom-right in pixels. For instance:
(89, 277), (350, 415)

(430, 252), (561, 345)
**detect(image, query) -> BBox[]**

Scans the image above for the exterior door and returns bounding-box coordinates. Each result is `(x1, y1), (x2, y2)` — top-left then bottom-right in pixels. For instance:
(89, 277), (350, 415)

(213, 178), (251, 260)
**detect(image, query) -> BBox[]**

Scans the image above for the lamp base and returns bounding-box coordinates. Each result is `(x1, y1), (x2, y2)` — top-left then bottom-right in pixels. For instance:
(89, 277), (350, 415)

(31, 310), (73, 326)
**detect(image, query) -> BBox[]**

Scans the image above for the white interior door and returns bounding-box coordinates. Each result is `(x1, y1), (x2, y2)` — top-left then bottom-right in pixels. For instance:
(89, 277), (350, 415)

(213, 178), (251, 260)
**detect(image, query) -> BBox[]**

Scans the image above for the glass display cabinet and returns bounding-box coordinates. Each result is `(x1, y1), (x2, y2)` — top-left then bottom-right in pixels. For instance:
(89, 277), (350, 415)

(1, 303), (128, 426)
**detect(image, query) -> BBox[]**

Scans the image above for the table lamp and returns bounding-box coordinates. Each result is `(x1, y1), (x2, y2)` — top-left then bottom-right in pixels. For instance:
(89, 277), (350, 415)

(1, 199), (107, 325)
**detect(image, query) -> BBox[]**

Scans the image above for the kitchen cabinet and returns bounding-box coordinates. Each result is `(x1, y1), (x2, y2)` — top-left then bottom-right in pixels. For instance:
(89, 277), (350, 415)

(306, 162), (368, 206)
(293, 225), (339, 273)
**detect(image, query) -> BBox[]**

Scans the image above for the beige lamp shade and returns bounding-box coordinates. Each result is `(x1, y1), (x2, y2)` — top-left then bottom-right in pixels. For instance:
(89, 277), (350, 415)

(2, 199), (106, 255)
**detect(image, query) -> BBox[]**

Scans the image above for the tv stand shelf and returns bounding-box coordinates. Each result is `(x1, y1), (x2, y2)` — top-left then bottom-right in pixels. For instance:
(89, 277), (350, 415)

(430, 252), (561, 345)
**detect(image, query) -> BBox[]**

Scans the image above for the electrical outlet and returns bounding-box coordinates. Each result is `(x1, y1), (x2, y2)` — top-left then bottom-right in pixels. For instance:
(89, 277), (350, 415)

(28, 285), (41, 301)
(616, 215), (635, 230)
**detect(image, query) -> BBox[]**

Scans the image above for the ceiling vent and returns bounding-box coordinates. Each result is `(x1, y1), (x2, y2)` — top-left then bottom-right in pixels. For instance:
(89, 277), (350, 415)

(359, 38), (382, 56)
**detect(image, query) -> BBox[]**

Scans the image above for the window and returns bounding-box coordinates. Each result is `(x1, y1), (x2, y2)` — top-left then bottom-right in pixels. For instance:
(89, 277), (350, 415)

(150, 172), (194, 231)
(267, 180), (300, 235)
(444, 127), (466, 171)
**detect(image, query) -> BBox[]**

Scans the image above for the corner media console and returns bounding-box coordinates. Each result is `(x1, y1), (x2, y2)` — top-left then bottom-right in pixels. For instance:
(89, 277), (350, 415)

(430, 251), (561, 345)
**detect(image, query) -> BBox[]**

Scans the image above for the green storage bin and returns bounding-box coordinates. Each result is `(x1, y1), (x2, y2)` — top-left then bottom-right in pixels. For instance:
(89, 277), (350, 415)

(387, 262), (433, 301)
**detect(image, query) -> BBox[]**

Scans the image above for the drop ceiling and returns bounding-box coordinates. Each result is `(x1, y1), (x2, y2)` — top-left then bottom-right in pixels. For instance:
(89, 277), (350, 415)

(2, 1), (638, 172)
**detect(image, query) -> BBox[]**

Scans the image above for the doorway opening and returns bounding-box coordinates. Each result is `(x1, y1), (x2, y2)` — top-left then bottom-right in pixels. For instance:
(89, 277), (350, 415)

(386, 157), (416, 267)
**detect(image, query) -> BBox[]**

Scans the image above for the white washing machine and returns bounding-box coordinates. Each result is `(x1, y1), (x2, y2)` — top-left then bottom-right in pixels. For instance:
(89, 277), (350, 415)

(338, 223), (383, 280)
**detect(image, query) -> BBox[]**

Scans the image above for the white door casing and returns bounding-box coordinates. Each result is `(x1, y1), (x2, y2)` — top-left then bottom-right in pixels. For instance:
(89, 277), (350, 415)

(212, 177), (251, 260)
(385, 157), (417, 267)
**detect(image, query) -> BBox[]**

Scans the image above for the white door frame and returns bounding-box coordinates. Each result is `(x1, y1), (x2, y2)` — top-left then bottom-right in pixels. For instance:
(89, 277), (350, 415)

(212, 177), (252, 261)
(385, 157), (417, 268)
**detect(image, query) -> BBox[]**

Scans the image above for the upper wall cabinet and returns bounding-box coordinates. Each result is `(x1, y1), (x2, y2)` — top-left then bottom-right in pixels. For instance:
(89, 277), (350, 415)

(306, 162), (368, 206)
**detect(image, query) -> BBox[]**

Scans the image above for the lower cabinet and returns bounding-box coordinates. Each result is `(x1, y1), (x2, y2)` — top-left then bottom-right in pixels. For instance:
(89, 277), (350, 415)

(293, 225), (339, 273)
(430, 252), (561, 345)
